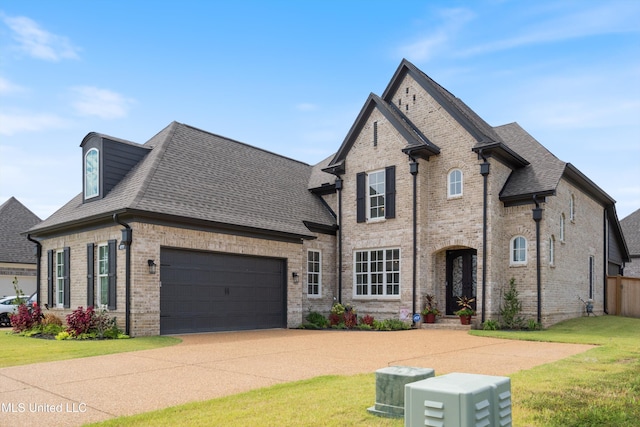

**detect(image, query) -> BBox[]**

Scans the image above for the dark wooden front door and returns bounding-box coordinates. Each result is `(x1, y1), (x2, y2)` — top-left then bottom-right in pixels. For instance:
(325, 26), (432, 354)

(446, 249), (477, 315)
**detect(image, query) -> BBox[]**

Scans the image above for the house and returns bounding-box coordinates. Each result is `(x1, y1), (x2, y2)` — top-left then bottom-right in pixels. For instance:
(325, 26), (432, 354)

(0, 197), (41, 296)
(621, 208), (640, 277)
(27, 59), (629, 336)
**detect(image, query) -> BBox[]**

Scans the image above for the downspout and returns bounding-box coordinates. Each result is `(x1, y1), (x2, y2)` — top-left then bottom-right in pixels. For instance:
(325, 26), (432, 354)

(26, 234), (42, 306)
(479, 151), (490, 323)
(603, 207), (608, 314)
(113, 214), (132, 336)
(532, 196), (543, 324)
(335, 178), (343, 304)
(409, 158), (419, 326)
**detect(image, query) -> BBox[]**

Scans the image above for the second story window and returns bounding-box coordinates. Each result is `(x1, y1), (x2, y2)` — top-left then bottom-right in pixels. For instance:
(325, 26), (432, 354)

(368, 170), (385, 220)
(448, 169), (463, 198)
(85, 148), (99, 199)
(510, 236), (527, 265)
(356, 166), (396, 223)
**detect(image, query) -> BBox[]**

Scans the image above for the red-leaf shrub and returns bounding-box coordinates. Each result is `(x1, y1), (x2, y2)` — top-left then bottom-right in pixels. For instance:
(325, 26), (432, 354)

(344, 311), (358, 329)
(10, 302), (42, 333)
(360, 314), (375, 326)
(328, 313), (343, 326)
(66, 306), (95, 336)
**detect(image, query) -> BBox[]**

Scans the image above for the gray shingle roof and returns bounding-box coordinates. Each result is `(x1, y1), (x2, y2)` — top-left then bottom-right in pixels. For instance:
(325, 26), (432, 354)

(0, 197), (41, 263)
(494, 123), (566, 200)
(621, 208), (640, 256)
(29, 122), (336, 238)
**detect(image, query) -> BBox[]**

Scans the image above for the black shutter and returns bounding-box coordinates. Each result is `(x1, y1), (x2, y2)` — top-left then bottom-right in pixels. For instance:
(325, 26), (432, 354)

(385, 166), (396, 219)
(63, 247), (71, 308)
(107, 239), (117, 310)
(47, 250), (54, 307)
(356, 172), (366, 223)
(87, 243), (94, 307)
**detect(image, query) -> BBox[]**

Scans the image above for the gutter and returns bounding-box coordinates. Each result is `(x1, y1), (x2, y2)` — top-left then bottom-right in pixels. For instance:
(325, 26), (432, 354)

(113, 214), (132, 335)
(26, 234), (42, 306)
(532, 196), (543, 324)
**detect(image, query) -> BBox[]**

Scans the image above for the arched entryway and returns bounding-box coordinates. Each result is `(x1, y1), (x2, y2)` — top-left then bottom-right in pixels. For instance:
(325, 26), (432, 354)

(445, 249), (477, 315)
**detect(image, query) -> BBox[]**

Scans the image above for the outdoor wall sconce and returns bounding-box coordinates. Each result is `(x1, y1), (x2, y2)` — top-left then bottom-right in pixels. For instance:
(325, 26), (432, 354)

(292, 272), (299, 283)
(147, 259), (157, 274)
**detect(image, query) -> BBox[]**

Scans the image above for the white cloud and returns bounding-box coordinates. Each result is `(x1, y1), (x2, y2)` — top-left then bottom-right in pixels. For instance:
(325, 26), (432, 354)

(71, 86), (136, 119)
(0, 112), (70, 135)
(0, 76), (25, 94)
(296, 103), (318, 112)
(397, 8), (475, 62)
(2, 15), (80, 61)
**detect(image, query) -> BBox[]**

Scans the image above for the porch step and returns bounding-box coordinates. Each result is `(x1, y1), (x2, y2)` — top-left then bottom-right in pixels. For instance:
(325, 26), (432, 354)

(419, 316), (473, 331)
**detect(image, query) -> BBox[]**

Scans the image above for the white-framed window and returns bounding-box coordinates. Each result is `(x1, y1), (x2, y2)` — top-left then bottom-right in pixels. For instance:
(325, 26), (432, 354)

(307, 250), (321, 296)
(354, 248), (400, 297)
(549, 236), (555, 266)
(98, 244), (109, 307)
(448, 169), (463, 198)
(560, 213), (566, 242)
(368, 170), (385, 220)
(84, 148), (99, 199)
(510, 236), (527, 265)
(569, 195), (575, 221)
(56, 250), (65, 307)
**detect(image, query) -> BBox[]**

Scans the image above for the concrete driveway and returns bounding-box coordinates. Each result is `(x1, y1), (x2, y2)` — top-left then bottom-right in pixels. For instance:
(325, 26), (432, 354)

(0, 329), (593, 426)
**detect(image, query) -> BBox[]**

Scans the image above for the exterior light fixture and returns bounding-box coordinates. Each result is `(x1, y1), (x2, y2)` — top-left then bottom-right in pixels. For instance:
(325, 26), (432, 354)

(147, 259), (157, 274)
(292, 272), (299, 283)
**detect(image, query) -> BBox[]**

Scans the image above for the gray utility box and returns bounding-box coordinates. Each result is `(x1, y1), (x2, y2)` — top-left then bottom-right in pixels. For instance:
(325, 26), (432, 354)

(404, 373), (512, 427)
(368, 366), (435, 418)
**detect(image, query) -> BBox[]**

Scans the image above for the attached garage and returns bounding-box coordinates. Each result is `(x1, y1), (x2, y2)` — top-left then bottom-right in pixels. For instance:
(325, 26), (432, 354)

(159, 248), (287, 334)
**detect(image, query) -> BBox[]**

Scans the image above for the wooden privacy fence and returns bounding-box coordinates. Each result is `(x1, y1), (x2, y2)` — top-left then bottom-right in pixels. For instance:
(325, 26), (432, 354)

(606, 276), (640, 318)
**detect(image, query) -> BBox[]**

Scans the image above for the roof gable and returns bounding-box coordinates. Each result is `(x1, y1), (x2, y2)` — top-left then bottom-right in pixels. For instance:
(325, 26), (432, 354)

(0, 197), (41, 263)
(325, 93), (439, 173)
(620, 208), (640, 256)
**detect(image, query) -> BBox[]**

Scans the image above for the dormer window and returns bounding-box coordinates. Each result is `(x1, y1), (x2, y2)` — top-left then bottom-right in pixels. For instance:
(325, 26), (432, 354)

(85, 148), (99, 199)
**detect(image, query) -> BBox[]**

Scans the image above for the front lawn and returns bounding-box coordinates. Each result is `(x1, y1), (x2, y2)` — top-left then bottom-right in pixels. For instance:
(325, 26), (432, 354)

(0, 327), (180, 367)
(87, 316), (640, 427)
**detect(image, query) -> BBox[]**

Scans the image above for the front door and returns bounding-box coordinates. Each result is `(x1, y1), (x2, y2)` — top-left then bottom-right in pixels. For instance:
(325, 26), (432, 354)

(446, 249), (477, 315)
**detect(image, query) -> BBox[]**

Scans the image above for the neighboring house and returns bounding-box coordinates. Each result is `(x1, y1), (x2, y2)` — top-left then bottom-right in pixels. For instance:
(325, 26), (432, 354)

(621, 208), (640, 277)
(0, 197), (41, 296)
(27, 59), (629, 336)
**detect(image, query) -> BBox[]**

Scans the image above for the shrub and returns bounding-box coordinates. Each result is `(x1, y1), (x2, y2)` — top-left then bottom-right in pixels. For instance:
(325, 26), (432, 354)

(359, 314), (375, 327)
(55, 331), (72, 340)
(500, 278), (526, 330)
(344, 311), (358, 329)
(10, 302), (42, 333)
(42, 313), (63, 327)
(305, 311), (329, 328)
(483, 319), (499, 330)
(66, 306), (95, 336)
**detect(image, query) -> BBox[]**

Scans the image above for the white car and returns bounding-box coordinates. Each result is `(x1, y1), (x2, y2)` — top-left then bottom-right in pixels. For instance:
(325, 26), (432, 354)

(0, 294), (36, 326)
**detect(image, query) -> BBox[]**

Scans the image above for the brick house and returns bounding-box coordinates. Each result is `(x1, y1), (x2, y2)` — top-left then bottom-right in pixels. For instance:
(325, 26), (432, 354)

(621, 209), (640, 277)
(0, 197), (41, 296)
(27, 60), (628, 335)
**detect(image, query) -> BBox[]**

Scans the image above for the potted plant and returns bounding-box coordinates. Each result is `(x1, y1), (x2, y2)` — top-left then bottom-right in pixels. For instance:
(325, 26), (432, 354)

(454, 296), (476, 325)
(421, 294), (440, 323)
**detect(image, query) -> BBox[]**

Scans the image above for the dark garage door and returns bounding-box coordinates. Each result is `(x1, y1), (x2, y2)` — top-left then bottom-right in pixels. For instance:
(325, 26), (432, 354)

(160, 248), (286, 334)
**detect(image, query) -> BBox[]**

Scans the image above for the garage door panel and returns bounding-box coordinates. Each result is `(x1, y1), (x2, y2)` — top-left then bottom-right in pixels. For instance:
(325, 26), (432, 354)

(160, 248), (286, 334)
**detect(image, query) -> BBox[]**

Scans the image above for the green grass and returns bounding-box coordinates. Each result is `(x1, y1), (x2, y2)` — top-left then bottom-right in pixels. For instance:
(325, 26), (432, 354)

(0, 328), (180, 367)
(87, 316), (639, 427)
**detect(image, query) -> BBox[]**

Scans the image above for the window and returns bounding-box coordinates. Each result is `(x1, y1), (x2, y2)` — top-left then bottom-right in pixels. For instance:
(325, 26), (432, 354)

(356, 167), (395, 222)
(560, 213), (566, 242)
(510, 236), (527, 265)
(354, 248), (400, 297)
(549, 236), (555, 266)
(368, 170), (385, 220)
(85, 148), (99, 199)
(307, 250), (321, 296)
(98, 244), (110, 307)
(569, 195), (575, 221)
(56, 250), (65, 308)
(448, 169), (463, 197)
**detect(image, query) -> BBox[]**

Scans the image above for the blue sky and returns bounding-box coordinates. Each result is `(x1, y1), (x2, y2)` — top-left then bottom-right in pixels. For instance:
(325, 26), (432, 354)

(0, 0), (638, 221)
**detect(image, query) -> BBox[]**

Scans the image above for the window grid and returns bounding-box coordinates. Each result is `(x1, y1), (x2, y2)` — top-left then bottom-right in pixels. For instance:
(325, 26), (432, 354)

(307, 250), (321, 296)
(354, 248), (400, 297)
(448, 169), (462, 197)
(368, 170), (385, 219)
(56, 250), (64, 307)
(85, 148), (99, 199)
(98, 244), (109, 307)
(511, 236), (527, 264)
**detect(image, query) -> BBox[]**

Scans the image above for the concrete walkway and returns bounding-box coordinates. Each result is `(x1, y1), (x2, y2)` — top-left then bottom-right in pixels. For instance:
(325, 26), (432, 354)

(0, 329), (594, 426)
